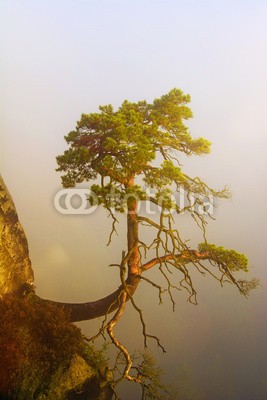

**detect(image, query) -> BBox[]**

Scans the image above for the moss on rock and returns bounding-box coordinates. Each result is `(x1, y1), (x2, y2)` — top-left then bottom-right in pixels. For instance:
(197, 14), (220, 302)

(0, 293), (112, 400)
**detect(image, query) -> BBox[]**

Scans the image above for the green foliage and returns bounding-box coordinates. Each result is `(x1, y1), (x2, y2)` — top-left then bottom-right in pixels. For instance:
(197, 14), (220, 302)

(56, 89), (211, 194)
(0, 294), (86, 399)
(135, 350), (175, 400)
(57, 147), (97, 188)
(198, 243), (249, 272)
(83, 342), (109, 372)
(144, 160), (186, 189)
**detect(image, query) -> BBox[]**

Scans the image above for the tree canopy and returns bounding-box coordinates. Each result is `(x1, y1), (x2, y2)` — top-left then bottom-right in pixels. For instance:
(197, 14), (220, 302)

(57, 89), (210, 189)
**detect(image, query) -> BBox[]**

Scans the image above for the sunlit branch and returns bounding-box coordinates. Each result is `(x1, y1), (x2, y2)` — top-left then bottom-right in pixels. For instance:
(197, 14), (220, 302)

(106, 291), (140, 384)
(141, 250), (210, 272)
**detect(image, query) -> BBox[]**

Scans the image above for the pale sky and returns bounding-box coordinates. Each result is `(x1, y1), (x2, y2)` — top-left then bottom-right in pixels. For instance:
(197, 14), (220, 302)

(1, 1), (267, 399)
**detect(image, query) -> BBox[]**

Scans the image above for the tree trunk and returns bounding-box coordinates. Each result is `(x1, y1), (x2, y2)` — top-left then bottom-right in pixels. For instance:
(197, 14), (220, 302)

(126, 177), (141, 277)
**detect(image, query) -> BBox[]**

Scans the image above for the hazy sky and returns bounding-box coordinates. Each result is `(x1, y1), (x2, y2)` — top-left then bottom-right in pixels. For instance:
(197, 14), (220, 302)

(1, 1), (267, 399)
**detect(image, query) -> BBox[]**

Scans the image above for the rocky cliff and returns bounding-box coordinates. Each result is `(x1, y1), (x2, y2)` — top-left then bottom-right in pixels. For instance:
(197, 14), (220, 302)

(0, 175), (34, 296)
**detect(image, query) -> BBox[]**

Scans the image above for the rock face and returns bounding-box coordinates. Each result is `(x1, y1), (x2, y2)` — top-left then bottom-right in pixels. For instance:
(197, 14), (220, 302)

(39, 354), (114, 400)
(0, 175), (34, 296)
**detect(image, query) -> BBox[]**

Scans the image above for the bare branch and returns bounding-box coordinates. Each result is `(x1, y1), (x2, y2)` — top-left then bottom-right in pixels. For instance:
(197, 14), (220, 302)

(106, 206), (119, 246)
(128, 293), (166, 353)
(137, 275), (167, 304)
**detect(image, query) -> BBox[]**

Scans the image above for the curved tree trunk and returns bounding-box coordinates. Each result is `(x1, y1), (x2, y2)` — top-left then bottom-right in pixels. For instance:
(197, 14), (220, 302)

(39, 274), (139, 322)
(0, 174), (139, 322)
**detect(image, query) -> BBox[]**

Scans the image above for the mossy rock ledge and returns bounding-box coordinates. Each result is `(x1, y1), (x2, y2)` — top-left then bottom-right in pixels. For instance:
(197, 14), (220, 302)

(0, 288), (113, 400)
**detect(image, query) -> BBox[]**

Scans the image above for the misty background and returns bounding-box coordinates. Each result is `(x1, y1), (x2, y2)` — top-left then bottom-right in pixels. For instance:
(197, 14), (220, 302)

(1, 1), (267, 399)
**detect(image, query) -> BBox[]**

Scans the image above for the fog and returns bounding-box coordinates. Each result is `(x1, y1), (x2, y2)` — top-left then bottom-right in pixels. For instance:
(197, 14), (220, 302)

(1, 1), (267, 398)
